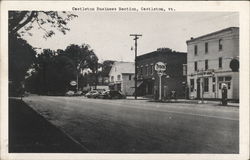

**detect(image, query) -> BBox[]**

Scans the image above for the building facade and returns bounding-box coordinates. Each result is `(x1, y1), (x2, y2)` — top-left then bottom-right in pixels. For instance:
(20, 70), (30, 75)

(186, 27), (239, 100)
(136, 48), (187, 99)
(108, 61), (135, 96)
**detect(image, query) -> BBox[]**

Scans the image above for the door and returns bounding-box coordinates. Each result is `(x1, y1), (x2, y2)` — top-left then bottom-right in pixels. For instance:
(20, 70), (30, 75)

(196, 79), (200, 99)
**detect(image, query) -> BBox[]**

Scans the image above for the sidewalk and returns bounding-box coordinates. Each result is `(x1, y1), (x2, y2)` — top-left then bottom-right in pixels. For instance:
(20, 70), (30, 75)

(9, 98), (88, 153)
(126, 96), (239, 107)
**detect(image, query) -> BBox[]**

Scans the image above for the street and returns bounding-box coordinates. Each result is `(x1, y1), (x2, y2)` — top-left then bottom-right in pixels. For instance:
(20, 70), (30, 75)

(23, 95), (239, 153)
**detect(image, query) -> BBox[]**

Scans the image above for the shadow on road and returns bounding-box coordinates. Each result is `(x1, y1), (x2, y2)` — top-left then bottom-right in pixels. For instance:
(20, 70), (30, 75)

(9, 98), (87, 153)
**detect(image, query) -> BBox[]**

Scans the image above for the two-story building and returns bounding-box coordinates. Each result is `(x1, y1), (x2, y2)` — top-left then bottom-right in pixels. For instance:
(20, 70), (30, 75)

(186, 27), (239, 100)
(108, 61), (135, 96)
(136, 48), (187, 99)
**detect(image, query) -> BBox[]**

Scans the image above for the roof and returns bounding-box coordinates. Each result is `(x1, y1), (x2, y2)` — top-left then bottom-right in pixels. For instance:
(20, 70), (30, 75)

(109, 61), (135, 75)
(186, 27), (239, 43)
(137, 48), (186, 61)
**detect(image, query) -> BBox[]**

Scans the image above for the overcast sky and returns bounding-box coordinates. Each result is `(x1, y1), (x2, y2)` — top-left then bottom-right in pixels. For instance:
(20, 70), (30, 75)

(23, 12), (239, 62)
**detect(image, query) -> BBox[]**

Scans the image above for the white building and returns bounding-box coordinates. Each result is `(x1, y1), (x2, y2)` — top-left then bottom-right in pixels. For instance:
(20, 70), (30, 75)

(186, 27), (239, 100)
(109, 61), (135, 96)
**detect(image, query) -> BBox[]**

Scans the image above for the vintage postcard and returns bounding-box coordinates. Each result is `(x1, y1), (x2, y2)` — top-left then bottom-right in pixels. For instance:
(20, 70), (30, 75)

(1, 1), (249, 160)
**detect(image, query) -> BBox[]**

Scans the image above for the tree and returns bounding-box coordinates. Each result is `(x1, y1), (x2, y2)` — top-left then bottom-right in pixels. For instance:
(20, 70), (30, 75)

(9, 11), (78, 38)
(9, 11), (77, 95)
(64, 44), (99, 90)
(26, 44), (99, 95)
(9, 35), (36, 96)
(26, 49), (76, 95)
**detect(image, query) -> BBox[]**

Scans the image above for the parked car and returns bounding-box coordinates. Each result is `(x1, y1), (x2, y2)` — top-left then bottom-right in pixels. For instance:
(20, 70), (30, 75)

(65, 90), (75, 96)
(75, 91), (83, 96)
(85, 90), (101, 98)
(99, 90), (126, 99)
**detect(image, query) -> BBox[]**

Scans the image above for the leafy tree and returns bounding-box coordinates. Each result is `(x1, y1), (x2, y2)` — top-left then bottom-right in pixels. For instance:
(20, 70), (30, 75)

(64, 44), (99, 90)
(9, 11), (78, 38)
(9, 35), (36, 96)
(26, 43), (99, 95)
(26, 49), (76, 95)
(9, 11), (77, 95)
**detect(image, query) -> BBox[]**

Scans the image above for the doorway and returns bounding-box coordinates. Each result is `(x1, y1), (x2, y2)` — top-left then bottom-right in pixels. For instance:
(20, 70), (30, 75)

(196, 79), (200, 99)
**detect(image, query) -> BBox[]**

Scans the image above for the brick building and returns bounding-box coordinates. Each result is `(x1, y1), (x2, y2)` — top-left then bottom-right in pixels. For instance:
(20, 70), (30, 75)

(186, 27), (239, 100)
(136, 48), (187, 99)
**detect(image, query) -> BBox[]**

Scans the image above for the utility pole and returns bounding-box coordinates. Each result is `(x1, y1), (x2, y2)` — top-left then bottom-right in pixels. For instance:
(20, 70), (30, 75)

(130, 34), (142, 99)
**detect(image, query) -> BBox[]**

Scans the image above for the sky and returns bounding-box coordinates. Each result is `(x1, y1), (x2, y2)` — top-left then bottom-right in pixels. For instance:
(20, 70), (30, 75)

(23, 12), (239, 62)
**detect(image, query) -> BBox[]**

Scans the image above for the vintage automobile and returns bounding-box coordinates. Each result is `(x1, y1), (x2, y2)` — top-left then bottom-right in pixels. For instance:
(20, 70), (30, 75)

(98, 90), (126, 99)
(85, 90), (101, 98)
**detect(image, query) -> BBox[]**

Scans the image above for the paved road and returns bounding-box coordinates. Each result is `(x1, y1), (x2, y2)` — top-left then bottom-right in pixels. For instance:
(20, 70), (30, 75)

(24, 95), (239, 153)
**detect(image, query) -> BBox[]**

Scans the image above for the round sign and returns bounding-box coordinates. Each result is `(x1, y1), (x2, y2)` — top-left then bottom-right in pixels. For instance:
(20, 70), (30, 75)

(155, 62), (166, 71)
(70, 81), (77, 86)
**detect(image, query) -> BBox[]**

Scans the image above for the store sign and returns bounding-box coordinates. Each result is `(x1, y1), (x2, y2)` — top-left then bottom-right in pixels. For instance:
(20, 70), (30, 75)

(70, 81), (77, 86)
(154, 62), (166, 72)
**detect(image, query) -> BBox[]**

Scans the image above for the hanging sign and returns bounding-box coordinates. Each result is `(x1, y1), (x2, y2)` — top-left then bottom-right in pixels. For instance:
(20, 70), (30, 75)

(155, 62), (166, 72)
(70, 81), (77, 86)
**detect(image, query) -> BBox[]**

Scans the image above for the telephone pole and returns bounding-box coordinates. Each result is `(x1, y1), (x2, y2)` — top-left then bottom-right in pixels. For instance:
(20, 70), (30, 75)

(130, 34), (142, 99)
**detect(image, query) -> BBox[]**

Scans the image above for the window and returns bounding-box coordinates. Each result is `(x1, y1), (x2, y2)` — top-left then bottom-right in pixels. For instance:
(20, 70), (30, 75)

(183, 64), (187, 76)
(194, 45), (197, 55)
(204, 78), (209, 92)
(225, 76), (232, 81)
(117, 75), (121, 81)
(212, 77), (216, 83)
(212, 84), (216, 92)
(111, 76), (114, 82)
(129, 75), (132, 80)
(137, 67), (140, 74)
(205, 42), (208, 53)
(194, 61), (198, 71)
(205, 60), (208, 70)
(146, 65), (149, 75)
(151, 65), (154, 75)
(227, 82), (231, 89)
(190, 79), (194, 92)
(219, 39), (223, 51)
(218, 77), (224, 81)
(219, 57), (222, 68)
(140, 66), (143, 75)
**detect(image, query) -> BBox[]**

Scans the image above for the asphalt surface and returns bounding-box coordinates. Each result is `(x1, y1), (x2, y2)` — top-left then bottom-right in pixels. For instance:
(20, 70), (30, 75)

(23, 95), (239, 153)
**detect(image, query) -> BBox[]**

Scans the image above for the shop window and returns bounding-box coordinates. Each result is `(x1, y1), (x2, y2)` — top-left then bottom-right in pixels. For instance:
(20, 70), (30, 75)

(225, 76), (232, 81)
(190, 79), (194, 92)
(204, 78), (209, 92)
(218, 77), (224, 81)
